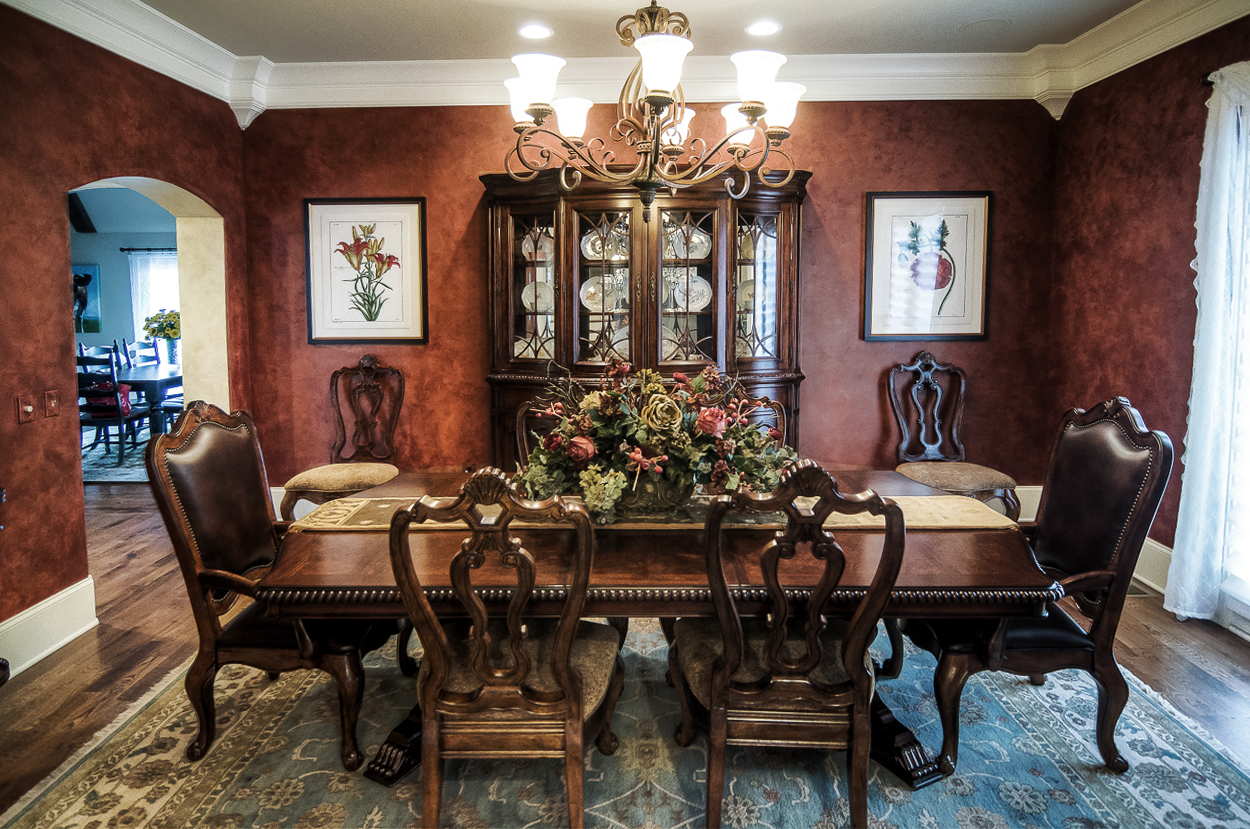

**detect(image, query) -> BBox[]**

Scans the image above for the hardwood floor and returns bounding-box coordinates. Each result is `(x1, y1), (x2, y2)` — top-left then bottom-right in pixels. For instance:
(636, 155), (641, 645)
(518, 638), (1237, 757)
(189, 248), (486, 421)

(2, 484), (1250, 815)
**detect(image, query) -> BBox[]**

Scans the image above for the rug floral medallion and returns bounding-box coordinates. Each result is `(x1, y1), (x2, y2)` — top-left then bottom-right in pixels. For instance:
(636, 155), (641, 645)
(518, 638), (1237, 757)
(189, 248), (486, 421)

(4, 620), (1249, 829)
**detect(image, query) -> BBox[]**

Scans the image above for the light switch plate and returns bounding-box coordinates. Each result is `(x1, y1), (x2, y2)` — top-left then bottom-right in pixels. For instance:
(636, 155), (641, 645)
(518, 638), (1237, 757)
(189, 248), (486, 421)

(16, 394), (35, 424)
(44, 390), (60, 417)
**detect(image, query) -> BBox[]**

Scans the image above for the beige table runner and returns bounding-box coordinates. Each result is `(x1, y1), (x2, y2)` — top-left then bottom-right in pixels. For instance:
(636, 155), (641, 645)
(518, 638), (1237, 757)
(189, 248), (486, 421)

(289, 494), (1015, 533)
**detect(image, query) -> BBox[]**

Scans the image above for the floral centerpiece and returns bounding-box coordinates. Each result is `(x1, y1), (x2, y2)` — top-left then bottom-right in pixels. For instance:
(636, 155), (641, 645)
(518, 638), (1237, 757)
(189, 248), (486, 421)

(142, 309), (181, 340)
(516, 360), (797, 523)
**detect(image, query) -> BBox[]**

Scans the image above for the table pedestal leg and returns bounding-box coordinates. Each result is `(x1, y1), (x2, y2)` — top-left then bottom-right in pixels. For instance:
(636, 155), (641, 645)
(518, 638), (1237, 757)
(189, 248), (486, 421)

(363, 704), (422, 787)
(870, 695), (943, 788)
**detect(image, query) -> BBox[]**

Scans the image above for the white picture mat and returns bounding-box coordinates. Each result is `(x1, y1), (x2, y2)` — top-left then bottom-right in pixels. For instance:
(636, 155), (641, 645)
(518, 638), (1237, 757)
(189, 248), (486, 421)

(866, 194), (989, 339)
(306, 200), (426, 342)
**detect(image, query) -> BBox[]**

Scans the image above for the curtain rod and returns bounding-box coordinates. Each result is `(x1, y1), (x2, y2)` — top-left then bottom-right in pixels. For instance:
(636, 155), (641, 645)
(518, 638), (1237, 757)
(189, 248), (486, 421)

(119, 247), (177, 253)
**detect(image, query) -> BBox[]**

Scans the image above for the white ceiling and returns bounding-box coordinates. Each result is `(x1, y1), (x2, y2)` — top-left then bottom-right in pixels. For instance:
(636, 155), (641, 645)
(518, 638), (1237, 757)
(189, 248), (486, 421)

(10, 0), (1247, 126)
(133, 0), (1142, 63)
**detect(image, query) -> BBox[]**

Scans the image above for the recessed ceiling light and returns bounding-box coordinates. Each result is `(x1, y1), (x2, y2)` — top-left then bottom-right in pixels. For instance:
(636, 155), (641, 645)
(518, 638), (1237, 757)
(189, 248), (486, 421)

(746, 20), (781, 37)
(519, 23), (553, 39)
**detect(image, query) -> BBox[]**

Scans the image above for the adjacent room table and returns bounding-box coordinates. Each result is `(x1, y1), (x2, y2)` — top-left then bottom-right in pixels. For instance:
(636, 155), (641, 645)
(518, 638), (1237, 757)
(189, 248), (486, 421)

(255, 466), (1059, 790)
(115, 363), (182, 433)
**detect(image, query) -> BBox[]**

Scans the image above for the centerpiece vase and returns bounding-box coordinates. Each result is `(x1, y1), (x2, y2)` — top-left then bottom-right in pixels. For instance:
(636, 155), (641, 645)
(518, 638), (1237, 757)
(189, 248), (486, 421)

(616, 475), (696, 519)
(161, 337), (181, 365)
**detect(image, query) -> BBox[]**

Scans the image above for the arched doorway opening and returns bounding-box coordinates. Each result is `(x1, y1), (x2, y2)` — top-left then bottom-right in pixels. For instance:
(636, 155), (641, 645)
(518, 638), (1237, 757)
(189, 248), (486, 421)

(72, 177), (230, 409)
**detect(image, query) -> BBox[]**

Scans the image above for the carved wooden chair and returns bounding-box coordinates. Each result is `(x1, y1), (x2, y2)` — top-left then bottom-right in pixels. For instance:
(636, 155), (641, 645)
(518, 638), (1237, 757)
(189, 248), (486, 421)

(77, 354), (151, 464)
(147, 401), (402, 770)
(900, 398), (1173, 776)
(888, 351), (1021, 521)
(514, 380), (573, 465)
(667, 460), (906, 829)
(281, 355), (405, 520)
(388, 467), (624, 829)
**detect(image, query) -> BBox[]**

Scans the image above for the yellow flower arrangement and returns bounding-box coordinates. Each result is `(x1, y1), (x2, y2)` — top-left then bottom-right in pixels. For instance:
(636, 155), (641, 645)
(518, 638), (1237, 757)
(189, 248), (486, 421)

(143, 309), (181, 340)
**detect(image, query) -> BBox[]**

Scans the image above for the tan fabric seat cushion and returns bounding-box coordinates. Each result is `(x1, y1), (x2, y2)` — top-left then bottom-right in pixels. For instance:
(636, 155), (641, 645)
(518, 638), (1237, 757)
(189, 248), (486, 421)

(423, 618), (620, 716)
(673, 616), (868, 708)
(283, 462), (399, 495)
(896, 461), (1017, 493)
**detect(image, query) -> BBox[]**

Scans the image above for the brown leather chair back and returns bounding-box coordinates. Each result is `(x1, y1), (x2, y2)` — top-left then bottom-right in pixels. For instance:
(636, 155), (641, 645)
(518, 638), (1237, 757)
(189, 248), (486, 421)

(1031, 397), (1173, 593)
(147, 401), (279, 589)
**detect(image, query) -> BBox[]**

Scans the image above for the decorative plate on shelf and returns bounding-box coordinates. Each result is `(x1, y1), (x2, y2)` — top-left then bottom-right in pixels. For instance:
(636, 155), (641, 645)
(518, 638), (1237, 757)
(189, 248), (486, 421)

(736, 278), (755, 310)
(660, 323), (682, 360)
(671, 274), (712, 312)
(668, 226), (712, 260)
(520, 234), (554, 260)
(580, 230), (627, 262)
(580, 277), (621, 311)
(521, 281), (554, 313)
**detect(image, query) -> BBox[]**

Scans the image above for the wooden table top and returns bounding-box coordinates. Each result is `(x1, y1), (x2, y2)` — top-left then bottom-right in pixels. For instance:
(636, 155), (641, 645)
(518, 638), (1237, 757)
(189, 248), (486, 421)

(258, 466), (1060, 619)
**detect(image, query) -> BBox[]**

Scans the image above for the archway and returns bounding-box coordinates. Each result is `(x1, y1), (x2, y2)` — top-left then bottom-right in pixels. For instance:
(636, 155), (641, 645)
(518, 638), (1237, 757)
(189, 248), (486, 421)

(73, 177), (230, 408)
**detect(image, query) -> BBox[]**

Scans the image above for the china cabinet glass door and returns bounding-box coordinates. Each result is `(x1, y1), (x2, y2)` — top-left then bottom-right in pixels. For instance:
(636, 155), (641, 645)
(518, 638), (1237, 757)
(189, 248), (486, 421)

(511, 213), (556, 361)
(575, 210), (632, 364)
(659, 209), (717, 365)
(734, 212), (781, 361)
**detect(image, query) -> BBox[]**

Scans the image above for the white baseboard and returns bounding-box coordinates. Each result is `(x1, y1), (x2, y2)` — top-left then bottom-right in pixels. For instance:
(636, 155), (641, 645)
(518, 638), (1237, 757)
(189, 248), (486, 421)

(0, 578), (99, 678)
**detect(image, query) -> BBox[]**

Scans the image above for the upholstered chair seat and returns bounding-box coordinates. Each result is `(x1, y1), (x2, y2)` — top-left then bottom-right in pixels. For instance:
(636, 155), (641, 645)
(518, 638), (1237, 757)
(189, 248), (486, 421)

(672, 616), (866, 702)
(894, 460), (1018, 498)
(280, 355), (405, 520)
(281, 462), (398, 511)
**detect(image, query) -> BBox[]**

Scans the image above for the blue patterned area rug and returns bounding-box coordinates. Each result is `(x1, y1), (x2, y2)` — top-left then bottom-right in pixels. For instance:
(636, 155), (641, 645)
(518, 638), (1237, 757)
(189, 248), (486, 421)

(3, 620), (1248, 829)
(80, 433), (149, 483)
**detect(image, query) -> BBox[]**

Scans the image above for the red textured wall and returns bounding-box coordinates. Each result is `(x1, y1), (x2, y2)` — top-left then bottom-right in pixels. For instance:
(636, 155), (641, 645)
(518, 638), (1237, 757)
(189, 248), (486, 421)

(0, 7), (248, 621)
(241, 99), (1060, 490)
(1050, 17), (1250, 546)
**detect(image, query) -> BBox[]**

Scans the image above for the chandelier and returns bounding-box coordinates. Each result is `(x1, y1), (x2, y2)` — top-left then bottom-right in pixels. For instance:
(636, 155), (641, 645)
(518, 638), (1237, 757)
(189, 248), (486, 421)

(503, 1), (804, 218)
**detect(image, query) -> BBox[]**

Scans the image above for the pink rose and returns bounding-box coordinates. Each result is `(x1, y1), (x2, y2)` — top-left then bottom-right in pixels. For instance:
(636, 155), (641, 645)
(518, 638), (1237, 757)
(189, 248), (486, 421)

(695, 407), (728, 438)
(543, 432), (564, 451)
(567, 435), (597, 466)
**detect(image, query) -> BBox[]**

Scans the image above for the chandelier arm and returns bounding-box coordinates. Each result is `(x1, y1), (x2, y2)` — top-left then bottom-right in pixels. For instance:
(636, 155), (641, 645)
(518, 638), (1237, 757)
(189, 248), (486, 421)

(757, 147), (798, 188)
(650, 125), (772, 189)
(512, 125), (651, 187)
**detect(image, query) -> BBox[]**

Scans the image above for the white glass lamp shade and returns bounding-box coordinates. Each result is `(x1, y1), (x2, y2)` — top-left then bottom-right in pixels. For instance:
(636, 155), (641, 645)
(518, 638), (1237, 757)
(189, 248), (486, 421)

(722, 103), (752, 146)
(731, 50), (786, 103)
(662, 108), (695, 145)
(763, 81), (806, 129)
(553, 97), (593, 139)
(510, 53), (566, 108)
(504, 78), (534, 124)
(635, 34), (693, 100)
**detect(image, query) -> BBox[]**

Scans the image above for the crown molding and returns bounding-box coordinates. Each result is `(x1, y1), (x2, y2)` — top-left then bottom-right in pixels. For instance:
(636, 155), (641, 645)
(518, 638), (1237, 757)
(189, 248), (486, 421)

(6, 0), (1246, 126)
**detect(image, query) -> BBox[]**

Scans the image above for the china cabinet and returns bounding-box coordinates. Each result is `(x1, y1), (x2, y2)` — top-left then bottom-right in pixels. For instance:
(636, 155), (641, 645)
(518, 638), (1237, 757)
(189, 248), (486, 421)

(482, 169), (811, 470)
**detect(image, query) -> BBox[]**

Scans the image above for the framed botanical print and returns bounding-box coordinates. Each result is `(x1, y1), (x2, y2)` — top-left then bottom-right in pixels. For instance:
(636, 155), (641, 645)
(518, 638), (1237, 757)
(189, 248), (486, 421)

(864, 191), (991, 341)
(305, 198), (429, 344)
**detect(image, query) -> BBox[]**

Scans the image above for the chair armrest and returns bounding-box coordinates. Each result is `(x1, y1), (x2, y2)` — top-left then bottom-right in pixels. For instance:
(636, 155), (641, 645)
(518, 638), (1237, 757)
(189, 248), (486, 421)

(1058, 570), (1115, 596)
(199, 569), (260, 598)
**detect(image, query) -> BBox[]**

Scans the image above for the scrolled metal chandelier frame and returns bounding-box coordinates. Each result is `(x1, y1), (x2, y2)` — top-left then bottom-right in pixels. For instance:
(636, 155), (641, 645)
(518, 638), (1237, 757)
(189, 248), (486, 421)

(503, 1), (804, 218)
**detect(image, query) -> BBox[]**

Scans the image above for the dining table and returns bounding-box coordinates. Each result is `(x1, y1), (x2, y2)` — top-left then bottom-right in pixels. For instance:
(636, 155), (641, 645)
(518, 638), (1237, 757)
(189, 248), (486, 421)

(114, 363), (182, 433)
(255, 465), (1059, 790)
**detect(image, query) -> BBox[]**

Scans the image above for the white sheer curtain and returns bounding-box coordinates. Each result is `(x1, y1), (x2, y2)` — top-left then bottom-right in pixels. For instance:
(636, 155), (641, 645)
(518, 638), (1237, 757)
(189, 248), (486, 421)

(128, 251), (180, 338)
(1166, 61), (1250, 622)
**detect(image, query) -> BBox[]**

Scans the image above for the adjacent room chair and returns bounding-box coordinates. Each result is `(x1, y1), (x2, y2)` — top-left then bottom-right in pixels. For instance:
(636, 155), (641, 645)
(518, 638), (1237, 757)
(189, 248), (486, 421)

(281, 355), (404, 520)
(146, 401), (401, 770)
(120, 337), (161, 368)
(899, 397), (1173, 776)
(667, 460), (906, 829)
(388, 467), (624, 829)
(77, 354), (151, 464)
(888, 351), (1021, 521)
